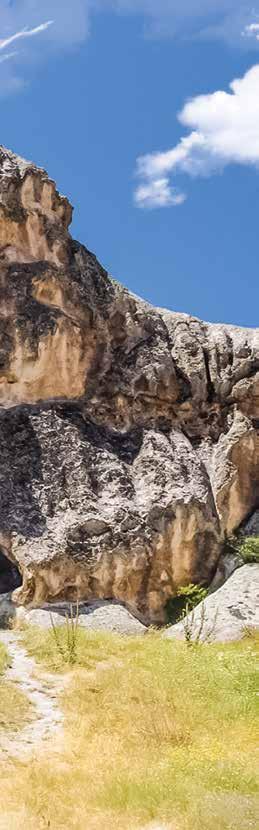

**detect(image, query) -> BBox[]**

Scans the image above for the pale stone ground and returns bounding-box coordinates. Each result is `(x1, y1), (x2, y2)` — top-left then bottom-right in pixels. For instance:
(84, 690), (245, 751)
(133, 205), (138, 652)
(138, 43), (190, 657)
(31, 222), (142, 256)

(0, 630), (65, 760)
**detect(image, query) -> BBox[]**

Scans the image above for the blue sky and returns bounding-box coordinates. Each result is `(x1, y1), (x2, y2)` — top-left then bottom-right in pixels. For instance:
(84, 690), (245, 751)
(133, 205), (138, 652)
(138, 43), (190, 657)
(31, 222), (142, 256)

(1, 1), (259, 326)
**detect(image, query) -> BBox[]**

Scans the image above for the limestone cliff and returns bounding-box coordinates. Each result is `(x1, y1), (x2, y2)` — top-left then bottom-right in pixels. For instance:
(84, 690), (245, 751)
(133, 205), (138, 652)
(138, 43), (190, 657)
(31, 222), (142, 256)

(0, 146), (258, 622)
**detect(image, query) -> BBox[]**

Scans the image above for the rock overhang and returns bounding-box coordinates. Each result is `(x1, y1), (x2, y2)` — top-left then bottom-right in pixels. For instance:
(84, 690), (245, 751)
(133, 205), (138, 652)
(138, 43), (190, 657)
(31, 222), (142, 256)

(0, 146), (258, 623)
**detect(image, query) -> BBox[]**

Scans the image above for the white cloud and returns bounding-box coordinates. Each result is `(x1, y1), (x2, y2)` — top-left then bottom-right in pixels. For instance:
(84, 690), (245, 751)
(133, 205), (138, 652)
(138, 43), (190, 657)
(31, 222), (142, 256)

(0, 1), (92, 95)
(245, 23), (259, 32)
(0, 1), (259, 97)
(134, 178), (186, 209)
(242, 22), (259, 40)
(135, 64), (259, 208)
(0, 1), (258, 55)
(0, 12), (56, 95)
(0, 2), (90, 49)
(0, 21), (53, 52)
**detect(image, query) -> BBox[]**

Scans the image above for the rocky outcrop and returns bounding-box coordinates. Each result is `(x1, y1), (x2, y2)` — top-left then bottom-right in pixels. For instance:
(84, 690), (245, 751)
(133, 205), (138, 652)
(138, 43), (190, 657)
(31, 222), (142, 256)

(0, 146), (258, 623)
(164, 565), (259, 642)
(12, 599), (147, 636)
(0, 409), (220, 622)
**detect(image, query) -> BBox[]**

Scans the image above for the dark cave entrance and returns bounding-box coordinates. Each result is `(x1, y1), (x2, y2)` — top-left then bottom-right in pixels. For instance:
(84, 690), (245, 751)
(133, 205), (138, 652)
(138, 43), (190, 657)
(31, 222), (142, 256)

(0, 549), (22, 595)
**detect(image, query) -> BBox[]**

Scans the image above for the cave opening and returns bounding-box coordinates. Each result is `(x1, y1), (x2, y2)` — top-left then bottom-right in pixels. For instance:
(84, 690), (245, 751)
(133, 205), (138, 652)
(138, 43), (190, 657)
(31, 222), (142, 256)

(0, 549), (22, 595)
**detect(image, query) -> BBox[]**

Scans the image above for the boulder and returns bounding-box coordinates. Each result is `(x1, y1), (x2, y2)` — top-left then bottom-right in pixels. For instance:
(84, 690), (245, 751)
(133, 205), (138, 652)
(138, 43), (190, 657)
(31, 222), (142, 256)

(164, 565), (259, 642)
(0, 593), (147, 635)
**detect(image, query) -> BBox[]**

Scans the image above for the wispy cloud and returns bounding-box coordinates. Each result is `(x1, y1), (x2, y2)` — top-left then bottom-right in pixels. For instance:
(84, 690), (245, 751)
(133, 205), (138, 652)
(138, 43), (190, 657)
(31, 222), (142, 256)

(134, 178), (186, 210)
(114, 0), (259, 45)
(242, 22), (259, 40)
(0, 16), (54, 96)
(0, 20), (53, 52)
(0, 51), (18, 65)
(135, 64), (259, 208)
(0, 1), (259, 99)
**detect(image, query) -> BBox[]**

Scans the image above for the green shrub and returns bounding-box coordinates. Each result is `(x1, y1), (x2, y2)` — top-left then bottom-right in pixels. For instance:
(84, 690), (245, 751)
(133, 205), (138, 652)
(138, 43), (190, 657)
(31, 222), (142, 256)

(238, 536), (259, 564)
(166, 583), (208, 624)
(227, 534), (259, 564)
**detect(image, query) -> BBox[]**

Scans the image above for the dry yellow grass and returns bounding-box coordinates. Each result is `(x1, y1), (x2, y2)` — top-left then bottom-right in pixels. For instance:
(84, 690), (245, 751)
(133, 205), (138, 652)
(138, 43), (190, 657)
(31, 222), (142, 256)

(0, 628), (258, 830)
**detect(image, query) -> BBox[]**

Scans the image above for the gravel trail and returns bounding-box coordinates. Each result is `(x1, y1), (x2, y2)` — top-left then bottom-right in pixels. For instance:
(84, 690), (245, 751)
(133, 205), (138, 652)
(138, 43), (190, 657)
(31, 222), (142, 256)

(0, 631), (64, 760)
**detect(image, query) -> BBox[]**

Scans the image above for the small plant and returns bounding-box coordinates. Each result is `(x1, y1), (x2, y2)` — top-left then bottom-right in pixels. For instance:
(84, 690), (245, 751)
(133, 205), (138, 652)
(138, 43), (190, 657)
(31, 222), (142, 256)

(166, 583), (208, 624)
(227, 534), (259, 564)
(238, 536), (259, 564)
(50, 602), (80, 666)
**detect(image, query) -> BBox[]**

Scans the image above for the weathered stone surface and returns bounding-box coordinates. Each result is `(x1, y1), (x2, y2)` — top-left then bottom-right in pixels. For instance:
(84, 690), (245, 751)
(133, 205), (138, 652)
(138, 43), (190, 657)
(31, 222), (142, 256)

(0, 408), (220, 622)
(208, 551), (243, 594)
(164, 565), (259, 642)
(0, 146), (258, 623)
(212, 412), (259, 534)
(14, 600), (147, 636)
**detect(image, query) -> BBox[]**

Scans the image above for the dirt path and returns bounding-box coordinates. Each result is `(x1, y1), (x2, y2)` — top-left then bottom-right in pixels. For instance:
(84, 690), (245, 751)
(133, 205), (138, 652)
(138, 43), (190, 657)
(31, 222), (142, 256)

(0, 631), (65, 760)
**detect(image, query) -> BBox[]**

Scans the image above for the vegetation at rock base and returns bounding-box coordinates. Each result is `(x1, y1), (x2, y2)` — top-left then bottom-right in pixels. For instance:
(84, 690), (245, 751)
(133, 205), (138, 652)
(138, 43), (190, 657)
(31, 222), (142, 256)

(227, 534), (259, 565)
(166, 583), (208, 624)
(238, 536), (259, 564)
(0, 627), (257, 830)
(0, 641), (32, 733)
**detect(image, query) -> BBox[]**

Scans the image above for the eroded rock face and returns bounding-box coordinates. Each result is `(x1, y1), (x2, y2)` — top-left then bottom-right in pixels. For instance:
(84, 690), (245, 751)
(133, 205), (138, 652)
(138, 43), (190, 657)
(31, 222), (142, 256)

(0, 146), (258, 622)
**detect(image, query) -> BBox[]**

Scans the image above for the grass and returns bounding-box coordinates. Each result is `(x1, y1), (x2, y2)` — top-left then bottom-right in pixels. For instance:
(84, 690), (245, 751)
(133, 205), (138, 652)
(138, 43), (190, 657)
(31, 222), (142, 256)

(0, 627), (258, 829)
(22, 622), (130, 671)
(0, 639), (33, 733)
(0, 640), (8, 674)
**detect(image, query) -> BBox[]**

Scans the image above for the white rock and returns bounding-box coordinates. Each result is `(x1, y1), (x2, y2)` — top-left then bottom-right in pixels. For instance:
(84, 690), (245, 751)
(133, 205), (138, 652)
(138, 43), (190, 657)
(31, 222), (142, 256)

(15, 600), (147, 636)
(164, 565), (259, 643)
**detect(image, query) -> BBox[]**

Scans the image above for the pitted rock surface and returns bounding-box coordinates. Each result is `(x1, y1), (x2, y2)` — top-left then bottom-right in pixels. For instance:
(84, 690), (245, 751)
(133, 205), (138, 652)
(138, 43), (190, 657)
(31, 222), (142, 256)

(0, 146), (258, 623)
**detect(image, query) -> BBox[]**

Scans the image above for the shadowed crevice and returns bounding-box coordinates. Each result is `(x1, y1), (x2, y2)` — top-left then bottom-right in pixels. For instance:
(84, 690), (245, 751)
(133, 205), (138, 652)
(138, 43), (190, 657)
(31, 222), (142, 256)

(0, 549), (22, 595)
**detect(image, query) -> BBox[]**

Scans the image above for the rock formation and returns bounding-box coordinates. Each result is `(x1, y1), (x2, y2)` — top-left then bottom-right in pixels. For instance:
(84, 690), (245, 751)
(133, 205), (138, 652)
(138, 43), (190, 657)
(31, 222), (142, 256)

(164, 564), (259, 642)
(14, 600), (148, 636)
(0, 146), (258, 623)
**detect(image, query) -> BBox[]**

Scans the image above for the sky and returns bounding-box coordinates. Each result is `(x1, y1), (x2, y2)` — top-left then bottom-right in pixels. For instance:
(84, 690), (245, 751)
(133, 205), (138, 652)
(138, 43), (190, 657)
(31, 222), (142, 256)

(1, 2), (259, 326)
